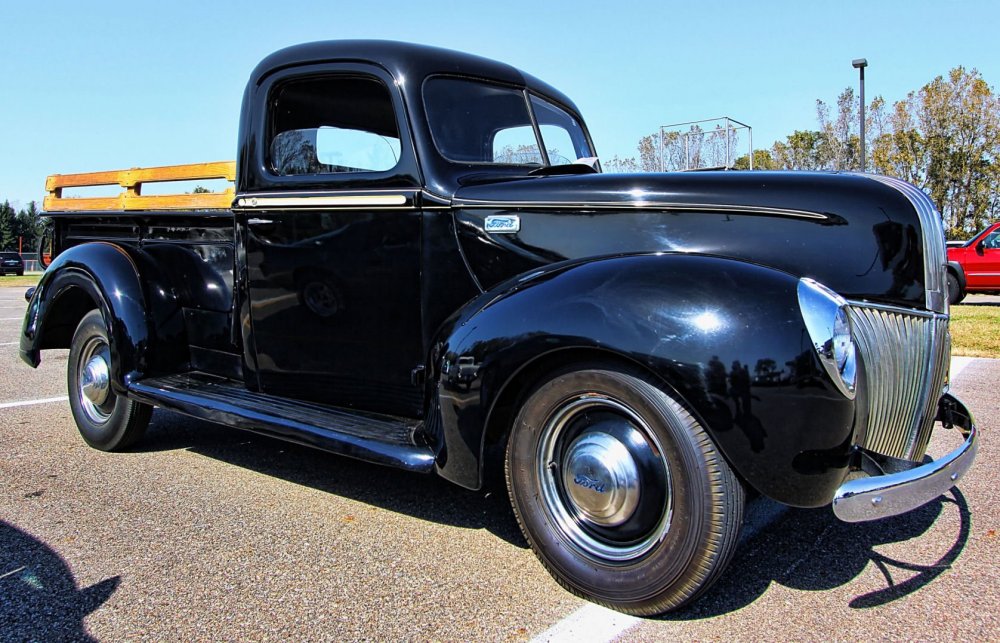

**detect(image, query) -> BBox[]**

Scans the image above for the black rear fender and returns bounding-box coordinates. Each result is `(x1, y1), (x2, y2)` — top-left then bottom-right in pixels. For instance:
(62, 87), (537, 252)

(20, 242), (186, 392)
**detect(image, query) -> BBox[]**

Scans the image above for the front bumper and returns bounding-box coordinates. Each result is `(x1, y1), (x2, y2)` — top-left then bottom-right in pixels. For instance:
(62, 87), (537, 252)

(832, 392), (977, 522)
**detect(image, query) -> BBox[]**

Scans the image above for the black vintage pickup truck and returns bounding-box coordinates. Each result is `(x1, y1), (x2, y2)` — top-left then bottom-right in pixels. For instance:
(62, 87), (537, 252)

(21, 40), (977, 615)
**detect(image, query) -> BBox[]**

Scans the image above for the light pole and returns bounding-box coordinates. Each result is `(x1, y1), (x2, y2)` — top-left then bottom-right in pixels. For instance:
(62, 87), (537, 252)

(852, 58), (868, 171)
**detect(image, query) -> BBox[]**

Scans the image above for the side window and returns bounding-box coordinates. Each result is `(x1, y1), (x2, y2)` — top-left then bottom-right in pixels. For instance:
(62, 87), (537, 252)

(984, 230), (1000, 250)
(269, 75), (401, 176)
(529, 94), (591, 165)
(537, 125), (577, 165)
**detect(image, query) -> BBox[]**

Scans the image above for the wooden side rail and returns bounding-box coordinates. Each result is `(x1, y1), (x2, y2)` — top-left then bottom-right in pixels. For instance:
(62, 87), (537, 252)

(44, 161), (237, 212)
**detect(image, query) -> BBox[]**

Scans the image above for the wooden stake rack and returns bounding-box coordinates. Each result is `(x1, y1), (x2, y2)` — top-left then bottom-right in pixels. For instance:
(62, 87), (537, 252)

(44, 161), (237, 212)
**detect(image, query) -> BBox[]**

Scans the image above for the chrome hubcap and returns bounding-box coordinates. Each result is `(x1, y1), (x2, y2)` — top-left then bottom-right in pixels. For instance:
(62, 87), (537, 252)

(562, 432), (639, 527)
(81, 355), (110, 406)
(538, 396), (672, 563)
(77, 337), (114, 424)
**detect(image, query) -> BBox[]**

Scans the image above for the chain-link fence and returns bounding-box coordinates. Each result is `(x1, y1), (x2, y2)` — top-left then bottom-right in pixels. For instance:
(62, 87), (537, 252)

(657, 117), (752, 171)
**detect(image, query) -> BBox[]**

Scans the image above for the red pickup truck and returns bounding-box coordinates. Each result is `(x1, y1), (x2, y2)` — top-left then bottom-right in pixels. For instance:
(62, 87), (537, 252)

(947, 221), (1000, 303)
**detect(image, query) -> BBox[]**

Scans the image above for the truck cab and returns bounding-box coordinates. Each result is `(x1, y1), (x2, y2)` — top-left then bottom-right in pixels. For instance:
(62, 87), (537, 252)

(234, 41), (596, 416)
(21, 40), (977, 616)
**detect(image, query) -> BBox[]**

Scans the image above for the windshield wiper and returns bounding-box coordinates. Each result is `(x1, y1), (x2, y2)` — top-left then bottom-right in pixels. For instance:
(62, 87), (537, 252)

(528, 164), (598, 177)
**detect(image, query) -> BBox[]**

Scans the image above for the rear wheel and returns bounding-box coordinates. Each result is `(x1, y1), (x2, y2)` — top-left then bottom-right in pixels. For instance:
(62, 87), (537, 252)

(67, 310), (152, 450)
(505, 367), (744, 615)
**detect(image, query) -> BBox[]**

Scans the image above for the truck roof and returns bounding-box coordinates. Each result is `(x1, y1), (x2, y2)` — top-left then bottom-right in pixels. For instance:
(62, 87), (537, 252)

(249, 39), (580, 116)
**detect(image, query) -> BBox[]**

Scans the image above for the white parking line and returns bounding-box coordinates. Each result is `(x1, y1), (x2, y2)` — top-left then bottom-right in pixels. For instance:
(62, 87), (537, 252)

(0, 317), (24, 321)
(530, 603), (641, 643)
(0, 396), (68, 410)
(0, 342), (18, 346)
(950, 356), (974, 381)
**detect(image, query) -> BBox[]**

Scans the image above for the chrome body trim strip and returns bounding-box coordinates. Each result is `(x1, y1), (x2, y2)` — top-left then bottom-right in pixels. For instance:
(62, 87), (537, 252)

(833, 393), (976, 522)
(235, 194), (409, 209)
(453, 199), (829, 220)
(862, 174), (948, 313)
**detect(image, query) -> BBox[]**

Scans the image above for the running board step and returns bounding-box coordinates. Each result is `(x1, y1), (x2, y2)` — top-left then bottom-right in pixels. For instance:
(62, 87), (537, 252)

(129, 372), (436, 473)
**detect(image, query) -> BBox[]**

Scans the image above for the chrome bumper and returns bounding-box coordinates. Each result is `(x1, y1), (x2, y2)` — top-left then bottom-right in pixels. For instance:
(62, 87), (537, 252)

(832, 392), (977, 522)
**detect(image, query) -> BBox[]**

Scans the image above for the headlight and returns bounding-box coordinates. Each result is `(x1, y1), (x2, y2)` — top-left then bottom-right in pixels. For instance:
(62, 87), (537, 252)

(798, 278), (858, 399)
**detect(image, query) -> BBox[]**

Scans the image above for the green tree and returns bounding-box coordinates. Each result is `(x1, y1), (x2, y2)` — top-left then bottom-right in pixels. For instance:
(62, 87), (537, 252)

(733, 148), (778, 170)
(815, 88), (861, 170)
(604, 155), (640, 173)
(870, 67), (1000, 236)
(14, 201), (43, 253)
(0, 201), (16, 251)
(637, 134), (660, 171)
(771, 130), (827, 170)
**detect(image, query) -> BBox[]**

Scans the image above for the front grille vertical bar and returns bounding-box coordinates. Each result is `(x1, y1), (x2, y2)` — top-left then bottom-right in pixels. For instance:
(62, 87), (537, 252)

(911, 319), (950, 456)
(849, 303), (948, 461)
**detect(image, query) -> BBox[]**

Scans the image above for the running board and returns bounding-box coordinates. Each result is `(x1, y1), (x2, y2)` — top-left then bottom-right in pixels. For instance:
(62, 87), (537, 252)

(128, 372), (436, 473)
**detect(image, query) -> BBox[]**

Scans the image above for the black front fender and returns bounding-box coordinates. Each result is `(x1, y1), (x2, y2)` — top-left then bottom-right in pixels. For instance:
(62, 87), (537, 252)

(20, 242), (185, 392)
(432, 253), (858, 508)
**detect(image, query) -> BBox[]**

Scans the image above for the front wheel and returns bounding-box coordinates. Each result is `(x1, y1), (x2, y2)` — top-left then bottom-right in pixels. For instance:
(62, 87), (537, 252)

(67, 310), (152, 451)
(947, 272), (965, 305)
(506, 368), (744, 615)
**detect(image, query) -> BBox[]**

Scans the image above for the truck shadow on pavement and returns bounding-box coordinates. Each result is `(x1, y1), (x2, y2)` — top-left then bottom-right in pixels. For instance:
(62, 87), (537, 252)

(135, 411), (971, 616)
(137, 411), (529, 548)
(0, 521), (119, 641)
(666, 489), (971, 619)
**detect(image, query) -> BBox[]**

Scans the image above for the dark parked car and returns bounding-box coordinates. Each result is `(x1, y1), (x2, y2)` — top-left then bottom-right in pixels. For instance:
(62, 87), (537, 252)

(0, 251), (24, 276)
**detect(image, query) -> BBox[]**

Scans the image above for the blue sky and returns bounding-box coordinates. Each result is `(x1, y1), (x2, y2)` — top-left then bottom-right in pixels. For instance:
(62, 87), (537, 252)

(2, 0), (999, 207)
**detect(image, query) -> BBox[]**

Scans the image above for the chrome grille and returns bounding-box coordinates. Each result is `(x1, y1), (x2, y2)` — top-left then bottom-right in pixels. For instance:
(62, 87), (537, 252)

(849, 303), (950, 460)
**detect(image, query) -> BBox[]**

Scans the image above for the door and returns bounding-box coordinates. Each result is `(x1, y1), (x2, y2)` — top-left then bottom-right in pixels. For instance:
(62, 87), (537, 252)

(964, 226), (1000, 290)
(241, 66), (426, 417)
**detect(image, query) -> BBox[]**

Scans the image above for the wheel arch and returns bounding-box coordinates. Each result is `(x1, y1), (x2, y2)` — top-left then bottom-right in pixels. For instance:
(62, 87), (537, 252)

(33, 284), (99, 351)
(480, 346), (696, 487)
(947, 260), (967, 299)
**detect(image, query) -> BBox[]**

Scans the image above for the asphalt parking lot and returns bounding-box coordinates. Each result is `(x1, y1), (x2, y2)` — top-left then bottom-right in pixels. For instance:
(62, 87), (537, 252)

(1, 285), (997, 641)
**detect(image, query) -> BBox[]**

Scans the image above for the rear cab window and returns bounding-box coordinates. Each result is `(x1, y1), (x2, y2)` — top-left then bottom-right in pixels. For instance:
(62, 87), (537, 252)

(269, 76), (402, 176)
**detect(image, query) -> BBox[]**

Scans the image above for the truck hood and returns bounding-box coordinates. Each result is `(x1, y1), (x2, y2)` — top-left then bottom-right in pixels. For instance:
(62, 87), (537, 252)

(451, 171), (936, 309)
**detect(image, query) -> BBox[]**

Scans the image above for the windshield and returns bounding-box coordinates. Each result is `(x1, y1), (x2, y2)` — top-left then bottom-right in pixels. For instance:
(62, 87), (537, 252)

(423, 77), (594, 166)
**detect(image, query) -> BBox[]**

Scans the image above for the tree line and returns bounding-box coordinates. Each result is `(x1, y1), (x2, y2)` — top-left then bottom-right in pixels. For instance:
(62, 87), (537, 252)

(606, 67), (1000, 239)
(0, 200), (43, 255)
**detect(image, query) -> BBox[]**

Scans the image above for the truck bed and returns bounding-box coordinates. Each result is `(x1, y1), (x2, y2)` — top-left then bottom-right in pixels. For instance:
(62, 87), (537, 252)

(44, 161), (236, 212)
